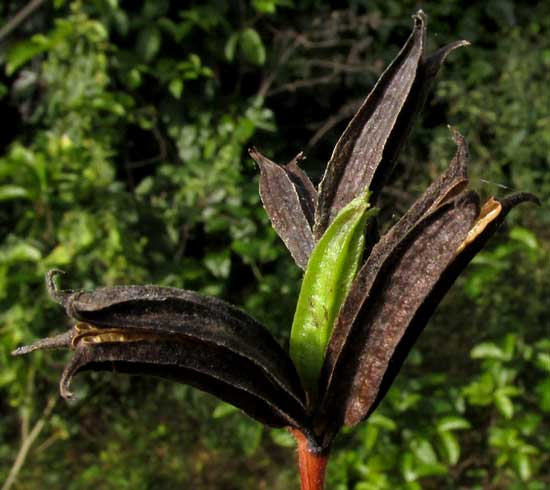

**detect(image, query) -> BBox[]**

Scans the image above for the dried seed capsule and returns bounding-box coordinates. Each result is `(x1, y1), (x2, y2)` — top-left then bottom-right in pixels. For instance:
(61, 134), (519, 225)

(321, 127), (470, 384)
(363, 192), (539, 422)
(318, 190), (538, 438)
(319, 192), (480, 432)
(250, 148), (317, 270)
(289, 190), (377, 401)
(13, 271), (309, 430)
(315, 11), (469, 238)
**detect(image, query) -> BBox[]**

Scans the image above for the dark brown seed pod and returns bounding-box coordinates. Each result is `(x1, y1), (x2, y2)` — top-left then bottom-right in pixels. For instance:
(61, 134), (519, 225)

(317, 190), (538, 441)
(250, 147), (317, 270)
(363, 192), (540, 422)
(318, 191), (481, 434)
(13, 270), (309, 430)
(314, 11), (469, 238)
(320, 127), (470, 394)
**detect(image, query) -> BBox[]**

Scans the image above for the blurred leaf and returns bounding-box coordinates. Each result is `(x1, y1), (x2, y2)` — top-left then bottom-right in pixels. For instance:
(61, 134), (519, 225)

(225, 33), (239, 61)
(0, 241), (41, 264)
(368, 413), (397, 431)
(169, 78), (184, 99)
(252, 0), (277, 14)
(509, 226), (539, 250)
(534, 352), (550, 372)
(5, 39), (49, 75)
(438, 431), (460, 465)
(270, 428), (296, 447)
(400, 452), (417, 482)
(0, 185), (30, 201)
(136, 26), (161, 62)
(534, 379), (550, 412)
(410, 438), (438, 465)
(513, 452), (532, 481)
(495, 392), (514, 419)
(471, 342), (506, 360)
(239, 28), (266, 66)
(212, 402), (240, 418)
(237, 421), (263, 456)
(204, 250), (231, 278)
(436, 416), (471, 432)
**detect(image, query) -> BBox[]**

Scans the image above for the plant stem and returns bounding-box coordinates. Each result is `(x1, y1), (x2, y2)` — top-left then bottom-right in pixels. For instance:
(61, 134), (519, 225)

(291, 429), (329, 490)
(2, 396), (56, 490)
(0, 0), (46, 42)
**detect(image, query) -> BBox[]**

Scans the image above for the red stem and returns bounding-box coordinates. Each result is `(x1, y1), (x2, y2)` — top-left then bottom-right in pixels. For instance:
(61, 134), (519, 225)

(291, 429), (329, 490)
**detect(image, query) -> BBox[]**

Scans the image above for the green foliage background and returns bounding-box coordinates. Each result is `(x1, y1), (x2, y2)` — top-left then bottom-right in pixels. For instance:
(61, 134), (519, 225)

(0, 1), (548, 489)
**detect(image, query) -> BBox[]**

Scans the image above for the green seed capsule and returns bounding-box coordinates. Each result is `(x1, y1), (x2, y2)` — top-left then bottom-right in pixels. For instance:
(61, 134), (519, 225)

(290, 189), (377, 401)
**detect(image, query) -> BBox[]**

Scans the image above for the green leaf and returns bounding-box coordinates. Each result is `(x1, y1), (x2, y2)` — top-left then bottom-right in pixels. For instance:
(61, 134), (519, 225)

(43, 244), (73, 267)
(0, 185), (30, 201)
(400, 452), (417, 482)
(501, 333), (517, 360)
(239, 28), (266, 66)
(368, 413), (397, 431)
(535, 352), (550, 372)
(495, 391), (514, 419)
(410, 438), (438, 465)
(237, 421), (263, 456)
(403, 483), (422, 490)
(204, 250), (231, 279)
(439, 431), (461, 465)
(415, 462), (448, 478)
(0, 242), (41, 264)
(169, 78), (183, 99)
(270, 428), (296, 448)
(534, 379), (550, 412)
(212, 402), (239, 418)
(224, 33), (239, 61)
(290, 190), (376, 396)
(252, 0), (278, 14)
(436, 416), (471, 432)
(510, 226), (538, 250)
(513, 452), (532, 481)
(5, 39), (49, 75)
(360, 426), (379, 452)
(471, 342), (506, 360)
(0, 365), (17, 387)
(136, 26), (161, 62)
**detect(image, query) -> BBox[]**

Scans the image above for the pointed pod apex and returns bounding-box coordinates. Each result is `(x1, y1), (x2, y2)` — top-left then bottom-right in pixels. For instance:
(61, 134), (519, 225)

(501, 192), (541, 209)
(425, 40), (470, 76)
(11, 345), (34, 356)
(248, 146), (259, 161)
(46, 269), (73, 307)
(436, 39), (470, 59)
(11, 330), (73, 356)
(448, 125), (467, 147)
(288, 151), (306, 166)
(413, 10), (427, 25)
(249, 147), (275, 172)
(447, 126), (469, 175)
(59, 353), (83, 400)
(412, 10), (427, 45)
(60, 379), (75, 401)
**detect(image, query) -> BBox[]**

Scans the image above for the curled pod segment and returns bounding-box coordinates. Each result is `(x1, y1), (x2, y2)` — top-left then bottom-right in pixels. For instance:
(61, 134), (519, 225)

(315, 10), (469, 238)
(14, 271), (310, 431)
